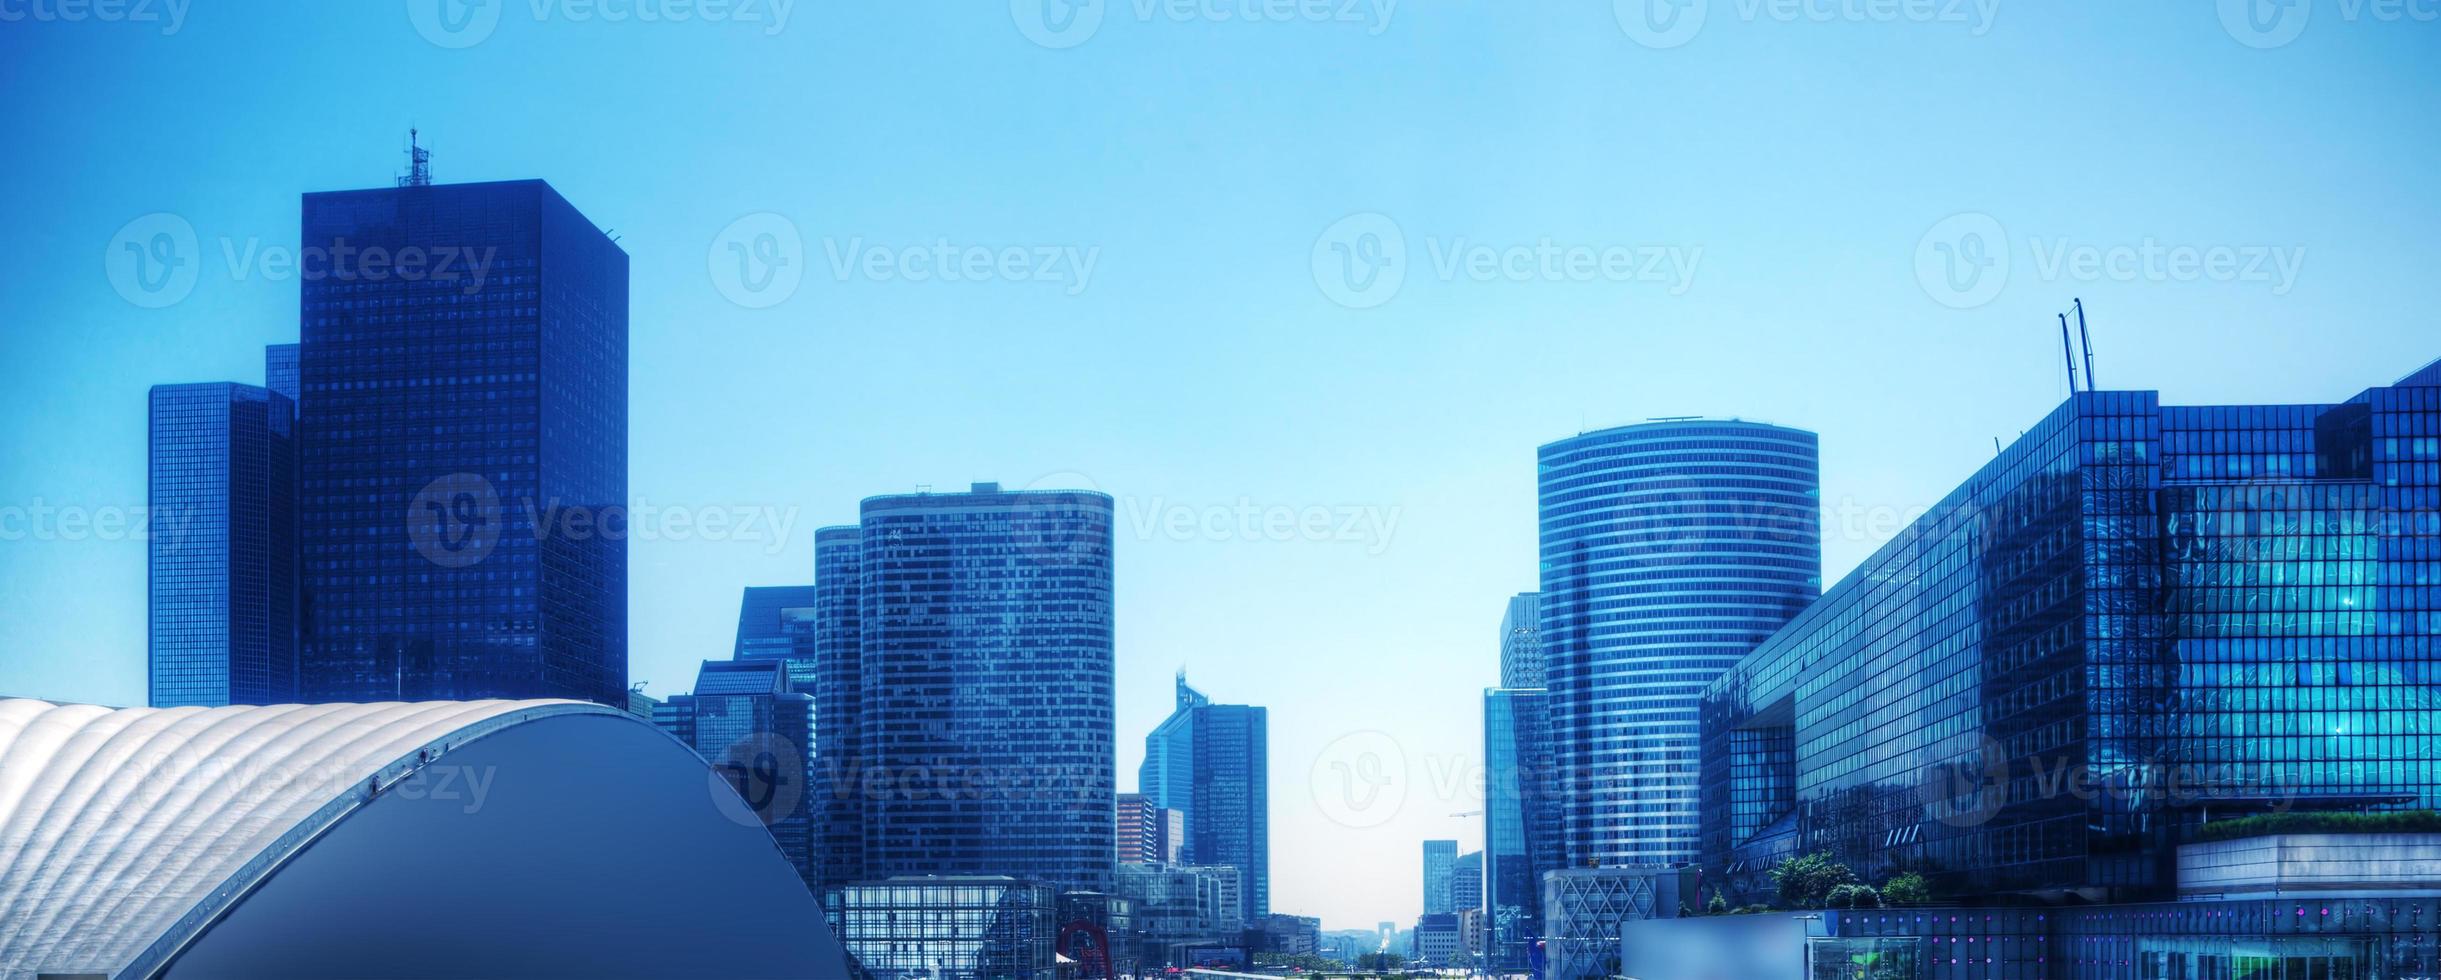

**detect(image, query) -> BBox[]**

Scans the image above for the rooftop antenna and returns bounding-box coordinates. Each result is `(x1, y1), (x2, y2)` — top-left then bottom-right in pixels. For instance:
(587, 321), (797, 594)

(399, 128), (432, 187)
(2058, 313), (2081, 394)
(2074, 298), (2096, 389)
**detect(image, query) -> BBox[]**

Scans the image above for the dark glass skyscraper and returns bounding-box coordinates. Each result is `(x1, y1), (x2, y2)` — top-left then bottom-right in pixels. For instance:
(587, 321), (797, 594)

(1420, 839), (1457, 915)
(1537, 420), (1820, 868)
(264, 344), (299, 404)
(657, 658), (816, 890)
(1500, 592), (1544, 688)
(297, 179), (628, 706)
(1138, 673), (1271, 920)
(1483, 686), (1561, 970)
(734, 584), (818, 693)
(854, 483), (1116, 894)
(811, 526), (865, 895)
(147, 383), (297, 707)
(1700, 362), (2441, 903)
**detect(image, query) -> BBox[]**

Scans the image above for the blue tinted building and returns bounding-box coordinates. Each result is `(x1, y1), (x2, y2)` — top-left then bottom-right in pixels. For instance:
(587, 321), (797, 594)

(1421, 839), (1457, 915)
(1701, 360), (2441, 904)
(1500, 592), (1544, 688)
(1138, 673), (1271, 921)
(1538, 420), (1821, 869)
(853, 483), (1116, 894)
(297, 179), (627, 706)
(1483, 686), (1561, 970)
(147, 383), (298, 707)
(655, 658), (817, 890)
(264, 343), (298, 404)
(811, 526), (865, 895)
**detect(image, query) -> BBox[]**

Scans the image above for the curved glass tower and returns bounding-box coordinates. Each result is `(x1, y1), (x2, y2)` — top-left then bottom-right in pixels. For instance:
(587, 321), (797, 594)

(1537, 420), (1819, 869)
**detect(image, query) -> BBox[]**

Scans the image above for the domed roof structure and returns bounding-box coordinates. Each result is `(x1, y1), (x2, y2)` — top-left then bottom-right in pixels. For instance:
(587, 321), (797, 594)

(0, 698), (852, 980)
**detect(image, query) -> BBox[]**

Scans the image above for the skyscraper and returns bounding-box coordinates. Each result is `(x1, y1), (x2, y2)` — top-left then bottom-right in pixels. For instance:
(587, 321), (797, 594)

(147, 383), (297, 707)
(1117, 793), (1185, 866)
(1483, 686), (1561, 970)
(263, 344), (299, 403)
(1537, 420), (1819, 868)
(855, 483), (1117, 893)
(297, 178), (628, 706)
(1138, 673), (1271, 920)
(1499, 592), (1543, 688)
(1421, 839), (1457, 915)
(811, 526), (865, 895)
(656, 659), (816, 889)
(1451, 850), (1483, 912)
(733, 584), (818, 693)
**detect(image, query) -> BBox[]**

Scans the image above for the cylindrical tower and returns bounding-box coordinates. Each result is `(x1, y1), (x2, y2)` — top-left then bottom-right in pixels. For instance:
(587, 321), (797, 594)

(1537, 420), (1820, 869)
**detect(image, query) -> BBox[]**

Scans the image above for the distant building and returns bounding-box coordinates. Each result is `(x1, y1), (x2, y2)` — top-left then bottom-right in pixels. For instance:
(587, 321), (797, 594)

(826, 876), (1057, 980)
(1137, 673), (1269, 920)
(653, 659), (815, 889)
(299, 178), (628, 707)
(148, 382), (297, 707)
(732, 584), (818, 691)
(1257, 913), (1321, 956)
(263, 343), (298, 403)
(1118, 793), (1184, 866)
(1499, 592), (1543, 687)
(1420, 839), (1457, 915)
(1450, 849), (1482, 914)
(810, 525), (864, 895)
(1483, 686), (1561, 971)
(1412, 912), (1462, 967)
(1538, 419), (1820, 869)
(1116, 863), (1245, 967)
(623, 685), (658, 722)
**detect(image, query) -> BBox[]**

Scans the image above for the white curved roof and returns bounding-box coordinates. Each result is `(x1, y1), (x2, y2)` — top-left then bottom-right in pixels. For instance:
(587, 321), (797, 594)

(0, 698), (614, 980)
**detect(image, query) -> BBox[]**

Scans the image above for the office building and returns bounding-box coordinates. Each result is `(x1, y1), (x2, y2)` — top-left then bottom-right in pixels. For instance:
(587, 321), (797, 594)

(732, 584), (818, 690)
(1138, 673), (1270, 920)
(1118, 793), (1185, 866)
(147, 382), (298, 707)
(1257, 913), (1321, 956)
(826, 876), (1057, 980)
(1117, 863), (1246, 967)
(264, 343), (298, 403)
(1500, 592), (1544, 687)
(1421, 839), (1457, 915)
(1483, 686), (1562, 971)
(654, 659), (816, 889)
(1538, 419), (1821, 869)
(854, 483), (1117, 893)
(1703, 363), (2441, 903)
(298, 178), (628, 706)
(1412, 912), (1462, 967)
(1451, 849), (1483, 916)
(811, 525), (864, 894)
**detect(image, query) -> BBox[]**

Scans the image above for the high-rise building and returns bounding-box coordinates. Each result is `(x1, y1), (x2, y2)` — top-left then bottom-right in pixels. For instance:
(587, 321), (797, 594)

(1118, 793), (1185, 866)
(1420, 839), (1457, 915)
(1451, 850), (1483, 913)
(297, 178), (628, 706)
(733, 584), (818, 690)
(147, 383), (298, 707)
(1483, 686), (1562, 971)
(854, 483), (1116, 894)
(1701, 363), (2441, 904)
(1138, 673), (1270, 920)
(655, 658), (816, 889)
(1499, 592), (1544, 687)
(263, 344), (299, 404)
(811, 525), (864, 895)
(1537, 420), (1820, 869)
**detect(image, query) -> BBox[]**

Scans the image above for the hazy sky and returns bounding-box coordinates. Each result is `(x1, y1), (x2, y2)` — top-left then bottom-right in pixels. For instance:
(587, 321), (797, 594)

(2, 1), (2438, 930)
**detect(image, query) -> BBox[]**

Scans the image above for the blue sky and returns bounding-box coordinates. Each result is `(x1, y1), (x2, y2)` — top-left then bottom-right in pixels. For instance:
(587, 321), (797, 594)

(2, 1), (2437, 929)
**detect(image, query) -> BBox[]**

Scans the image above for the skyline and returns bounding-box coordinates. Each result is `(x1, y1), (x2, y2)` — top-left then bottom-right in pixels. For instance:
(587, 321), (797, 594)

(4, 3), (2441, 931)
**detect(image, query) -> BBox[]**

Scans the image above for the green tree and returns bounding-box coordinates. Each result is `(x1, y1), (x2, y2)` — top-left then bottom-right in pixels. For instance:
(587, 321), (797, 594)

(1824, 883), (1882, 909)
(1881, 872), (1932, 907)
(1706, 887), (1730, 915)
(1770, 852), (1860, 909)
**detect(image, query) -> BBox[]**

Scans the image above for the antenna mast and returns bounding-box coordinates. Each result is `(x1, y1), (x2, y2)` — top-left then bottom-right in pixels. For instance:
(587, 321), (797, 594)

(2059, 313), (2081, 394)
(2074, 298), (2096, 389)
(399, 128), (432, 187)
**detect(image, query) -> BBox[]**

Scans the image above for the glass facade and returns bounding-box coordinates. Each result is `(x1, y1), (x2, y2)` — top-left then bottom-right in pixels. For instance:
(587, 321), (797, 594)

(147, 383), (297, 707)
(855, 483), (1116, 894)
(826, 876), (1057, 980)
(1422, 839), (1458, 915)
(659, 658), (817, 890)
(1137, 674), (1270, 920)
(1502, 591), (1545, 688)
(1539, 420), (1822, 868)
(1116, 863), (1245, 967)
(298, 179), (628, 706)
(813, 525), (864, 896)
(1700, 368), (2441, 903)
(1484, 686), (1562, 971)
